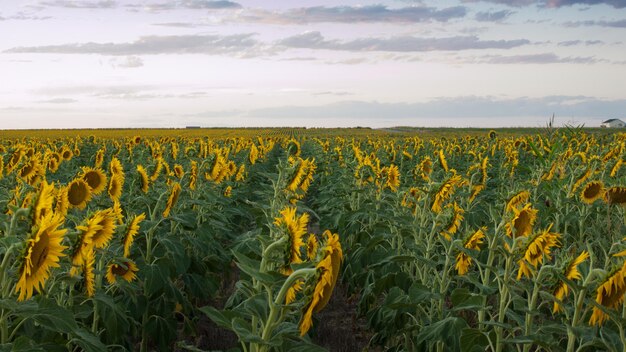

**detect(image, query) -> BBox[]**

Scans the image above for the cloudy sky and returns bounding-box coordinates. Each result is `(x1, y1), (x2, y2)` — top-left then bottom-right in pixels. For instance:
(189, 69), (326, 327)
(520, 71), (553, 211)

(0, 0), (625, 129)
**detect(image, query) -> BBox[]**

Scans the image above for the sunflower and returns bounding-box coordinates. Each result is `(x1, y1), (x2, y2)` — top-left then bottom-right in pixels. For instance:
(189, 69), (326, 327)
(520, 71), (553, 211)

(94, 148), (105, 168)
(163, 182), (182, 218)
(32, 180), (55, 225)
(384, 164), (400, 192)
(236, 164), (246, 182)
(307, 234), (318, 260)
(60, 147), (73, 161)
(72, 215), (102, 268)
(604, 187), (626, 205)
(580, 181), (604, 204)
(67, 178), (92, 209)
(223, 185), (232, 198)
(19, 157), (43, 184)
(186, 161), (197, 190)
(249, 144), (259, 165)
(173, 164), (184, 179)
(553, 251), (589, 313)
(506, 190), (530, 213)
(80, 167), (107, 195)
(299, 230), (343, 336)
(106, 259), (139, 284)
(441, 203), (464, 240)
(469, 184), (485, 203)
(109, 157), (123, 176)
(506, 203), (537, 238)
(123, 213), (145, 257)
(419, 157), (432, 181)
(15, 212), (67, 301)
(299, 159), (316, 193)
(480, 156), (489, 184)
(274, 207), (308, 266)
(488, 130), (497, 139)
(517, 225), (561, 280)
(455, 227), (486, 275)
(47, 157), (59, 173)
(287, 157), (307, 192)
(136, 165), (150, 193)
(55, 186), (69, 217)
(286, 279), (304, 304)
(438, 149), (449, 172)
(589, 265), (626, 326)
(91, 209), (117, 249)
(83, 247), (96, 297)
(108, 173), (124, 202)
(431, 174), (463, 213)
(571, 167), (593, 194)
(610, 159), (623, 178)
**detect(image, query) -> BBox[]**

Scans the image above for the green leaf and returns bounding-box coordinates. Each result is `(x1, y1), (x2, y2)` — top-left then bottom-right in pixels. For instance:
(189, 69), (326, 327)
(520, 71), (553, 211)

(460, 328), (489, 352)
(450, 288), (485, 312)
(415, 317), (468, 350)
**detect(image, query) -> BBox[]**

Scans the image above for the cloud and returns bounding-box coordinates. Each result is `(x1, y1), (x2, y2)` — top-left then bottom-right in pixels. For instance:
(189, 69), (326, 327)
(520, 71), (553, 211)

(4, 34), (264, 56)
(461, 0), (625, 8)
(39, 1), (117, 9)
(39, 98), (78, 104)
(233, 5), (467, 24)
(564, 19), (626, 27)
(476, 53), (601, 64)
(475, 10), (515, 22)
(124, 1), (241, 12)
(229, 96), (626, 121)
(557, 40), (604, 46)
(278, 31), (530, 52)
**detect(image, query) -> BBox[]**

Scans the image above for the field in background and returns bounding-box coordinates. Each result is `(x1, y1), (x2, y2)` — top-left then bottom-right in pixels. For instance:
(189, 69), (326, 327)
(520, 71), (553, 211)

(0, 126), (625, 351)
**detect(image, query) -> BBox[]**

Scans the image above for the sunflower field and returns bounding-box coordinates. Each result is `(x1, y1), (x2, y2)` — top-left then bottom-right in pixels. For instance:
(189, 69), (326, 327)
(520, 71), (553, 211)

(1, 127), (626, 352)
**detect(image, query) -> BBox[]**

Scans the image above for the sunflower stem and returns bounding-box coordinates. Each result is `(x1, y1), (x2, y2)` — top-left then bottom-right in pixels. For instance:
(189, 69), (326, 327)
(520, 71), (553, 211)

(259, 268), (316, 350)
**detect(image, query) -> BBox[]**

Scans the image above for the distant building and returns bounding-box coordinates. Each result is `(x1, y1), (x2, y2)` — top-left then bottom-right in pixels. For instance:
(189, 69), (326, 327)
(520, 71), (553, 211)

(601, 119), (626, 128)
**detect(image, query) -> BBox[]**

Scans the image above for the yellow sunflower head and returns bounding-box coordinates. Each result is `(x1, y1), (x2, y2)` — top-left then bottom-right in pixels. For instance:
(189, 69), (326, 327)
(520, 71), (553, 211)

(67, 178), (92, 210)
(106, 259), (139, 284)
(15, 212), (67, 301)
(580, 181), (604, 204)
(173, 164), (184, 179)
(162, 182), (182, 218)
(108, 173), (124, 202)
(123, 213), (146, 257)
(91, 209), (117, 249)
(32, 180), (56, 225)
(589, 265), (626, 326)
(80, 167), (107, 195)
(274, 207), (308, 266)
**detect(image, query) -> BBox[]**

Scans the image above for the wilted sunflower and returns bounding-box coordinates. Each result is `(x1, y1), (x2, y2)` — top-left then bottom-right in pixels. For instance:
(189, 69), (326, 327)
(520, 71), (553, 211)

(506, 190), (530, 213)
(67, 178), (92, 209)
(553, 251), (589, 313)
(455, 227), (486, 275)
(106, 259), (139, 284)
(163, 182), (182, 218)
(571, 167), (593, 194)
(441, 202), (464, 240)
(589, 265), (626, 326)
(15, 212), (67, 301)
(274, 207), (308, 267)
(506, 203), (537, 238)
(580, 181), (604, 204)
(517, 224), (561, 280)
(610, 159), (623, 178)
(299, 230), (343, 336)
(604, 187), (626, 205)
(173, 164), (184, 179)
(108, 173), (124, 202)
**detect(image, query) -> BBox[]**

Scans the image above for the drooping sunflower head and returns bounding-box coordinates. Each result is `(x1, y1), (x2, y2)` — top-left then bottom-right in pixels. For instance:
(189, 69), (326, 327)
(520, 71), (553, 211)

(299, 230), (343, 336)
(123, 213), (146, 257)
(106, 259), (139, 284)
(83, 246), (96, 297)
(604, 187), (626, 205)
(162, 182), (182, 218)
(438, 149), (449, 172)
(136, 164), (150, 193)
(80, 167), (107, 195)
(516, 224), (561, 280)
(109, 157), (123, 176)
(580, 181), (604, 204)
(15, 212), (68, 301)
(506, 190), (530, 213)
(173, 164), (184, 179)
(589, 265), (626, 326)
(507, 203), (537, 238)
(307, 234), (318, 261)
(67, 178), (92, 210)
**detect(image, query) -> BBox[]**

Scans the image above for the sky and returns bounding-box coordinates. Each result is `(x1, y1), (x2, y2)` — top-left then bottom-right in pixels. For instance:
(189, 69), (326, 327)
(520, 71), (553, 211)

(0, 0), (625, 129)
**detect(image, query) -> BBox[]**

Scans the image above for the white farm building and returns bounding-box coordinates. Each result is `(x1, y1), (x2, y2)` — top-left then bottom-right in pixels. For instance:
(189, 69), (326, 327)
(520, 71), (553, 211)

(601, 119), (626, 128)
